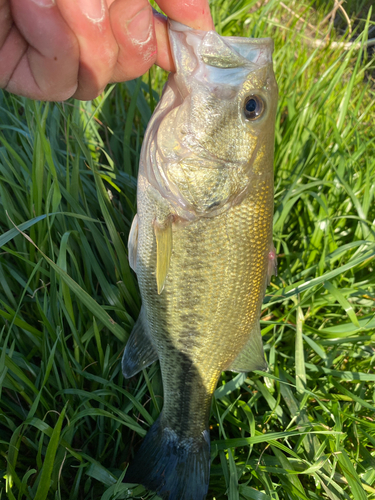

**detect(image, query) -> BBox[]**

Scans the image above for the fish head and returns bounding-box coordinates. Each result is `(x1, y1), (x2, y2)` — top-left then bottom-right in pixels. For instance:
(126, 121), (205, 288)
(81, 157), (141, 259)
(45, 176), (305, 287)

(141, 21), (278, 218)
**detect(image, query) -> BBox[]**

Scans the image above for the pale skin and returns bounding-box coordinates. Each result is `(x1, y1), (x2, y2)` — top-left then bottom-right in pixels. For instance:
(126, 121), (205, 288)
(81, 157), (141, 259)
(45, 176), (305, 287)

(0, 0), (214, 101)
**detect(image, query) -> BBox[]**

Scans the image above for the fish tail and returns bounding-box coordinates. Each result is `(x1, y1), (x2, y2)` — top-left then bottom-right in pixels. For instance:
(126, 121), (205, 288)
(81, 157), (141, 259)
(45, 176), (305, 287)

(124, 414), (210, 500)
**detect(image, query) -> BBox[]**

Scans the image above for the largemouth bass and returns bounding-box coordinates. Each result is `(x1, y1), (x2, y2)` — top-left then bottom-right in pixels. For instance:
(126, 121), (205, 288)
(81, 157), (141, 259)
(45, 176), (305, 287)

(122, 19), (278, 500)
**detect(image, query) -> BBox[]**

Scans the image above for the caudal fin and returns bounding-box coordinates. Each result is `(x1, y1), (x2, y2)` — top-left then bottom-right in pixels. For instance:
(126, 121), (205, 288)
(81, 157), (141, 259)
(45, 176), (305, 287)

(125, 415), (210, 500)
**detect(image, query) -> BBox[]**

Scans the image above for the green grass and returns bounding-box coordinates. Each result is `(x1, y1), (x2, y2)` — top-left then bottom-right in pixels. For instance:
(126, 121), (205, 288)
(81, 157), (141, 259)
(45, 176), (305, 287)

(0, 1), (375, 499)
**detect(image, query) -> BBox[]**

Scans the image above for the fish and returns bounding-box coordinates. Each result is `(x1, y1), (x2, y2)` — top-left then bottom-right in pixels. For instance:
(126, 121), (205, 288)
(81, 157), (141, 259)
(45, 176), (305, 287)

(122, 19), (278, 500)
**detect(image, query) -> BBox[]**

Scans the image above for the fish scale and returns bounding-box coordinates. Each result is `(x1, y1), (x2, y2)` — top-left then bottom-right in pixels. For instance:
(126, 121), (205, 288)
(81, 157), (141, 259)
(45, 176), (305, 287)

(122, 19), (277, 500)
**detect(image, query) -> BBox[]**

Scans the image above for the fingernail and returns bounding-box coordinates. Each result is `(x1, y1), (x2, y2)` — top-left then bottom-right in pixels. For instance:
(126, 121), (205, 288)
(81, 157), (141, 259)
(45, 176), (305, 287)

(30, 0), (55, 7)
(127, 7), (153, 44)
(78, 0), (105, 22)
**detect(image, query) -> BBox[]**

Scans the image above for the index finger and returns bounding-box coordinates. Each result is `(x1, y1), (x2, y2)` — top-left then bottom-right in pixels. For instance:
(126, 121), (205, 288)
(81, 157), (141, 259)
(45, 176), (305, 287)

(153, 0), (214, 72)
(155, 0), (214, 31)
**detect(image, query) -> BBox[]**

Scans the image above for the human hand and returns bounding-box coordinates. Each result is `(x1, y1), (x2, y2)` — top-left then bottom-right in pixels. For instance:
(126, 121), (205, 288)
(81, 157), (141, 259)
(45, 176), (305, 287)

(0, 0), (214, 101)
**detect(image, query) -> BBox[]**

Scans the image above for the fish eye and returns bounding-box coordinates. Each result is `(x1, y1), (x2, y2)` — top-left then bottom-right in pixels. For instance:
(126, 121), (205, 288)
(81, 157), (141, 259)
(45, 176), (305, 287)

(244, 95), (265, 121)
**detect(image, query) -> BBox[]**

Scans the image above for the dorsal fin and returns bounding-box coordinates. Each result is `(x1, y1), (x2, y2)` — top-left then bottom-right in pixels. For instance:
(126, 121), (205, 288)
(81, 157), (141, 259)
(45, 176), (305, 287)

(228, 323), (268, 373)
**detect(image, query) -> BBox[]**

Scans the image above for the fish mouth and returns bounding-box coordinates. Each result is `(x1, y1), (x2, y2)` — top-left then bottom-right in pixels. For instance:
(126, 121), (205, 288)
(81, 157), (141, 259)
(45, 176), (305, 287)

(168, 19), (275, 98)
(169, 19), (274, 71)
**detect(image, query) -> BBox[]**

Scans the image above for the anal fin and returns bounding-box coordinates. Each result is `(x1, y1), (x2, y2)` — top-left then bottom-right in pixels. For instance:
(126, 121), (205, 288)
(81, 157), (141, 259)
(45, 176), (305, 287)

(228, 323), (268, 373)
(154, 216), (173, 294)
(122, 307), (158, 378)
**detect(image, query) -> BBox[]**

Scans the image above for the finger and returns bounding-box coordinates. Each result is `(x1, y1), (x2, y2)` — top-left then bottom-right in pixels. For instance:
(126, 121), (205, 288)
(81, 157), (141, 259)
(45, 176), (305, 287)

(109, 0), (157, 82)
(0, 0), (25, 90)
(4, 0), (79, 101)
(155, 0), (214, 31)
(0, 0), (12, 48)
(153, 11), (173, 72)
(56, 0), (118, 100)
(153, 0), (214, 72)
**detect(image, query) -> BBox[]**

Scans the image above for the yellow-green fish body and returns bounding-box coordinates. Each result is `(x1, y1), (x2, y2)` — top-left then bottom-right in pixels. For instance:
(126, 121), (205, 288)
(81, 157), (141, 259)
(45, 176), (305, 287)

(123, 20), (278, 500)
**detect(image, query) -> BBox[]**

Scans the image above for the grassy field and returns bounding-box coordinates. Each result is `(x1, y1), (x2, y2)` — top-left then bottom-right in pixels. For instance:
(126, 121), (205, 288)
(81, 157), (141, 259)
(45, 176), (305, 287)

(0, 0), (375, 499)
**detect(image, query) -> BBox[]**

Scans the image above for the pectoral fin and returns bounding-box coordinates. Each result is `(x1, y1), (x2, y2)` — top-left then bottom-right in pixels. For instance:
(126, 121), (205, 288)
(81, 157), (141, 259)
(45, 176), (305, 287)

(128, 214), (139, 272)
(122, 307), (158, 378)
(228, 323), (268, 373)
(154, 216), (173, 294)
